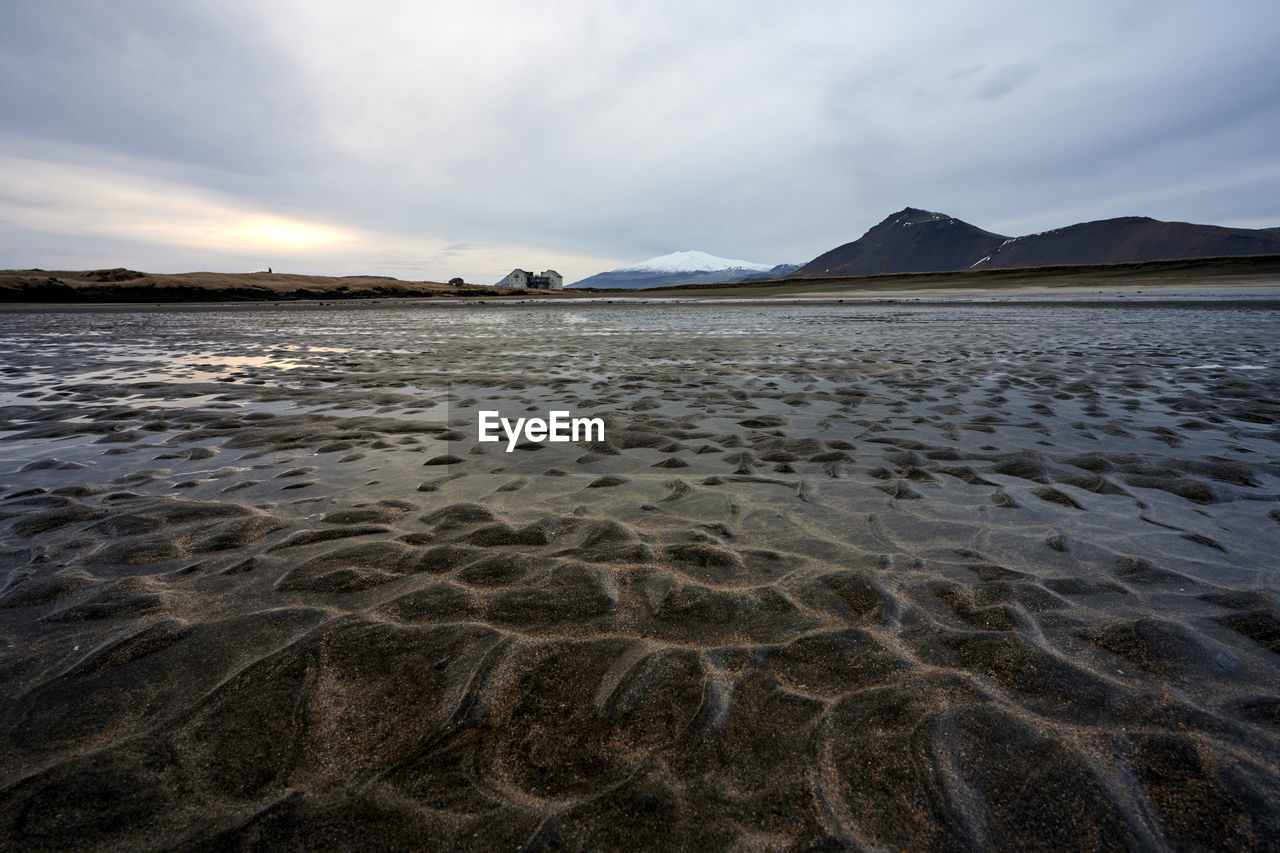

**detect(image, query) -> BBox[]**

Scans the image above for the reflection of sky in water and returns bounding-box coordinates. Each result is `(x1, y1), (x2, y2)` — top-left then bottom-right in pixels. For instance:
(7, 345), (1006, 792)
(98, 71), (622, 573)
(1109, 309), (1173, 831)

(0, 302), (1275, 383)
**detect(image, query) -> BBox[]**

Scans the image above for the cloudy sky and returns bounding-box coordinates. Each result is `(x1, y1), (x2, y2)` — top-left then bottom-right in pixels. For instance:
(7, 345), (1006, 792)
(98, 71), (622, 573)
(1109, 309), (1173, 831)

(1, 1), (1278, 284)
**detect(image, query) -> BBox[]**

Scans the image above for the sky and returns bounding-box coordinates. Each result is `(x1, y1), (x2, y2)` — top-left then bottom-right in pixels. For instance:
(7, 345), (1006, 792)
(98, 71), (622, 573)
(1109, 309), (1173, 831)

(1, 0), (1278, 285)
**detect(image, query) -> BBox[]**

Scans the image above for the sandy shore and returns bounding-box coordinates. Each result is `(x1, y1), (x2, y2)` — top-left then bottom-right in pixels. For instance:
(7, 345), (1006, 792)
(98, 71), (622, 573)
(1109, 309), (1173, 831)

(2, 298), (1279, 849)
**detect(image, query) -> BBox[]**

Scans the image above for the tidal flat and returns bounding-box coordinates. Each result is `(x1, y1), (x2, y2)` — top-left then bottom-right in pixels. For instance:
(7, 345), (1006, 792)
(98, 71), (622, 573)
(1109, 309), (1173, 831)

(2, 296), (1280, 850)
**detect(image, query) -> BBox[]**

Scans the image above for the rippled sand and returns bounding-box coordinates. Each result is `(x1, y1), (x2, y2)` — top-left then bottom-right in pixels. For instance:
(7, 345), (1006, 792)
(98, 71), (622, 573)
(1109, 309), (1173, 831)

(2, 299), (1280, 850)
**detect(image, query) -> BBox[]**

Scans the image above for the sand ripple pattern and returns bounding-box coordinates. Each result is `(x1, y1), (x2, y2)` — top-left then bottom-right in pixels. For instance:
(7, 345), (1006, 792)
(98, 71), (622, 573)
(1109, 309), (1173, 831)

(1, 300), (1280, 850)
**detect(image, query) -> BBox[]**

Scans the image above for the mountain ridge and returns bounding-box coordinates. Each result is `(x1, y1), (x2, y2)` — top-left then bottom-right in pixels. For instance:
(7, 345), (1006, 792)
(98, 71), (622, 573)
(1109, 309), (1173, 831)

(792, 208), (1280, 278)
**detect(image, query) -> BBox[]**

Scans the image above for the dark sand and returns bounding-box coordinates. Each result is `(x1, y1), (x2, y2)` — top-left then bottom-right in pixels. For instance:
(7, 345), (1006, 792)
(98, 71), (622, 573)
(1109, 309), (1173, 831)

(2, 296), (1280, 850)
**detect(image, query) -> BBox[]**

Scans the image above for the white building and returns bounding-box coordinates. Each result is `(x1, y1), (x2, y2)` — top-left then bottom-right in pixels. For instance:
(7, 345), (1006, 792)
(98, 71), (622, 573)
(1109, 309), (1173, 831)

(508, 269), (563, 290)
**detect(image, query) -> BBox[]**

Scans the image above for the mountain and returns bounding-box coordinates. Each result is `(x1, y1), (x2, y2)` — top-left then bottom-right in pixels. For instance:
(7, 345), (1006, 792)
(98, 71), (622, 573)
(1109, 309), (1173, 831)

(973, 217), (1280, 269)
(568, 251), (787, 289)
(796, 208), (1008, 277)
(793, 208), (1280, 278)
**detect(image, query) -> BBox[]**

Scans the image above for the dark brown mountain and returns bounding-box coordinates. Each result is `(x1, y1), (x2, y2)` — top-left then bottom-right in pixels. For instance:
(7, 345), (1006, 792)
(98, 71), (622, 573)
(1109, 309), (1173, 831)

(793, 208), (1280, 277)
(795, 208), (1008, 276)
(975, 216), (1280, 269)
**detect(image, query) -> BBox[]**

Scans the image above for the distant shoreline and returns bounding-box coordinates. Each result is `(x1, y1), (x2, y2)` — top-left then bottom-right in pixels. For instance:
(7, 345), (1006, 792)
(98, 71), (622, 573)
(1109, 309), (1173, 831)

(3, 254), (1279, 304)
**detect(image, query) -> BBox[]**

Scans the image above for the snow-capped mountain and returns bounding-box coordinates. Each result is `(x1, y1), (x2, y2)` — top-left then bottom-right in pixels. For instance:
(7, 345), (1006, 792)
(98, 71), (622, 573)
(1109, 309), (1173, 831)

(570, 251), (793, 290)
(616, 251), (774, 275)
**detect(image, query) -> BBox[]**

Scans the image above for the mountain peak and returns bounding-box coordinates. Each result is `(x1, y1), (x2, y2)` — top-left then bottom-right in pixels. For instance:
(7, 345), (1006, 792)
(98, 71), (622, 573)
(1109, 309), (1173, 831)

(797, 209), (1008, 277)
(897, 206), (940, 217)
(881, 207), (952, 226)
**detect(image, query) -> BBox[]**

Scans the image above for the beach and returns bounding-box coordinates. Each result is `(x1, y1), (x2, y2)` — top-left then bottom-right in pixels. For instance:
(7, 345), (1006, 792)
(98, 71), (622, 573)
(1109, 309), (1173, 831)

(2, 294), (1280, 850)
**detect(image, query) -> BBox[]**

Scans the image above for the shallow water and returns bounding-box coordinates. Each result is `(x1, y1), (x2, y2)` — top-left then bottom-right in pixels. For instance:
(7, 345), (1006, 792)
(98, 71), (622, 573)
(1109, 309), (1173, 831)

(2, 299), (1275, 386)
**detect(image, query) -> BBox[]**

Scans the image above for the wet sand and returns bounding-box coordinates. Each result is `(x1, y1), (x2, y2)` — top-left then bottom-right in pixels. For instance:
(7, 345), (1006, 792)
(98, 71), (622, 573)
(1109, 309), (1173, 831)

(2, 298), (1280, 850)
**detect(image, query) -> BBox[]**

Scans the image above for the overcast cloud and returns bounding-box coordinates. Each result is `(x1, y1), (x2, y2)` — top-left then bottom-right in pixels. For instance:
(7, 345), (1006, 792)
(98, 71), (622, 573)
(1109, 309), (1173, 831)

(1, 0), (1277, 283)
